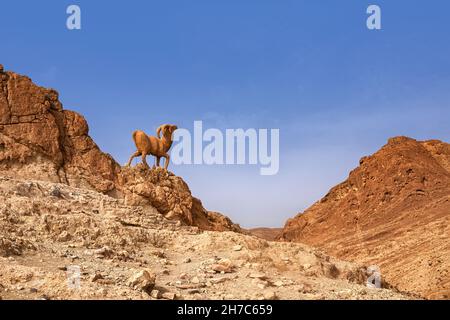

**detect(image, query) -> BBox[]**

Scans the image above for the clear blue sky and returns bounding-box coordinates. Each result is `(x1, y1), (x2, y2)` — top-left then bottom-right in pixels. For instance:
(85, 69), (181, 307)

(1, 1), (449, 227)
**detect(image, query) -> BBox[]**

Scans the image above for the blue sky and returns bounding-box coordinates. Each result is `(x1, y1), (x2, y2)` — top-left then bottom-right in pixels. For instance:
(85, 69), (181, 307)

(1, 1), (449, 227)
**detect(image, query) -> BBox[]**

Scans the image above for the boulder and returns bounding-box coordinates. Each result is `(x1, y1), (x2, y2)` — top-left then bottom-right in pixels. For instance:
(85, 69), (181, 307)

(128, 269), (156, 293)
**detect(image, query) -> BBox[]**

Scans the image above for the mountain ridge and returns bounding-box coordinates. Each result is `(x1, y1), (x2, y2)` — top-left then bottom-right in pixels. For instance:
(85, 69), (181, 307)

(280, 136), (450, 299)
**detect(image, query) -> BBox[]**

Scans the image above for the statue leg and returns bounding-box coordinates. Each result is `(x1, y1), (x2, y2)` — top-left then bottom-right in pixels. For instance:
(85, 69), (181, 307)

(126, 151), (140, 167)
(141, 152), (149, 168)
(164, 154), (170, 170)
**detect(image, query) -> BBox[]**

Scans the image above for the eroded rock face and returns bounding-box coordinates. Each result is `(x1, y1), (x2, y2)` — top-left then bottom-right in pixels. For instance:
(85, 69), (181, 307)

(280, 136), (450, 299)
(0, 65), (240, 232)
(118, 165), (241, 232)
(0, 65), (120, 193)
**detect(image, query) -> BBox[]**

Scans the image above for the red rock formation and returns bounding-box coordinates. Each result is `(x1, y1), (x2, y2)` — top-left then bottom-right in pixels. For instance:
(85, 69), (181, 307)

(0, 64), (120, 193)
(0, 64), (240, 232)
(280, 136), (450, 299)
(117, 165), (241, 231)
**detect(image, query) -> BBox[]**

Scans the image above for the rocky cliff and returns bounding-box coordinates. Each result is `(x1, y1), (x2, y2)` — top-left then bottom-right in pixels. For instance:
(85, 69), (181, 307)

(0, 64), (239, 232)
(0, 64), (120, 193)
(280, 136), (450, 299)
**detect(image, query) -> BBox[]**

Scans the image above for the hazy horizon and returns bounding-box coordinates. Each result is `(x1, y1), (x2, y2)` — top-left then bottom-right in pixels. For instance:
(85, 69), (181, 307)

(1, 1), (449, 227)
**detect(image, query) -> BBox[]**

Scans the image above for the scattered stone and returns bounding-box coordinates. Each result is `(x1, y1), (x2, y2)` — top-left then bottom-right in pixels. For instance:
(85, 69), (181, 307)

(94, 246), (113, 259)
(252, 293), (264, 300)
(183, 257), (191, 263)
(151, 250), (166, 258)
(161, 292), (176, 300)
(211, 259), (234, 273)
(257, 281), (269, 289)
(97, 288), (108, 296)
(128, 270), (156, 293)
(248, 272), (267, 280)
(321, 262), (340, 279)
(179, 273), (188, 280)
(49, 186), (62, 198)
(210, 277), (227, 284)
(273, 280), (284, 287)
(191, 276), (200, 284)
(117, 250), (130, 261)
(150, 289), (161, 299)
(298, 283), (314, 294)
(176, 283), (205, 290)
(232, 245), (242, 251)
(91, 273), (104, 282)
(160, 259), (169, 266)
(359, 289), (367, 296)
(263, 291), (278, 300)
(188, 289), (200, 294)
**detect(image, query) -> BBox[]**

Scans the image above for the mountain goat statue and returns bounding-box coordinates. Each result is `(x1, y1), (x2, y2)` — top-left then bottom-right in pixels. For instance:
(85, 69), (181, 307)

(126, 124), (178, 169)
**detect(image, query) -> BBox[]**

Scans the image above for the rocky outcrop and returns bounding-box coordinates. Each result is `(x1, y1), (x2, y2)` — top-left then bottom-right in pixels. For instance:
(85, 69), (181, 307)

(0, 64), (120, 193)
(117, 165), (241, 232)
(280, 136), (450, 299)
(0, 64), (240, 232)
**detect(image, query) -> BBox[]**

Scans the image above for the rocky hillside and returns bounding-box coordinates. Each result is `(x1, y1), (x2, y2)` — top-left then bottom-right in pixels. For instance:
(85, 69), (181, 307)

(280, 136), (450, 299)
(0, 64), (238, 232)
(0, 64), (414, 300)
(0, 176), (409, 300)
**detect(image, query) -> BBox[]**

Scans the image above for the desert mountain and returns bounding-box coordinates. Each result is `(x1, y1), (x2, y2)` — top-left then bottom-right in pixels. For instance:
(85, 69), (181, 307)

(0, 176), (409, 300)
(0, 64), (238, 232)
(280, 136), (450, 299)
(0, 64), (412, 300)
(247, 228), (282, 241)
